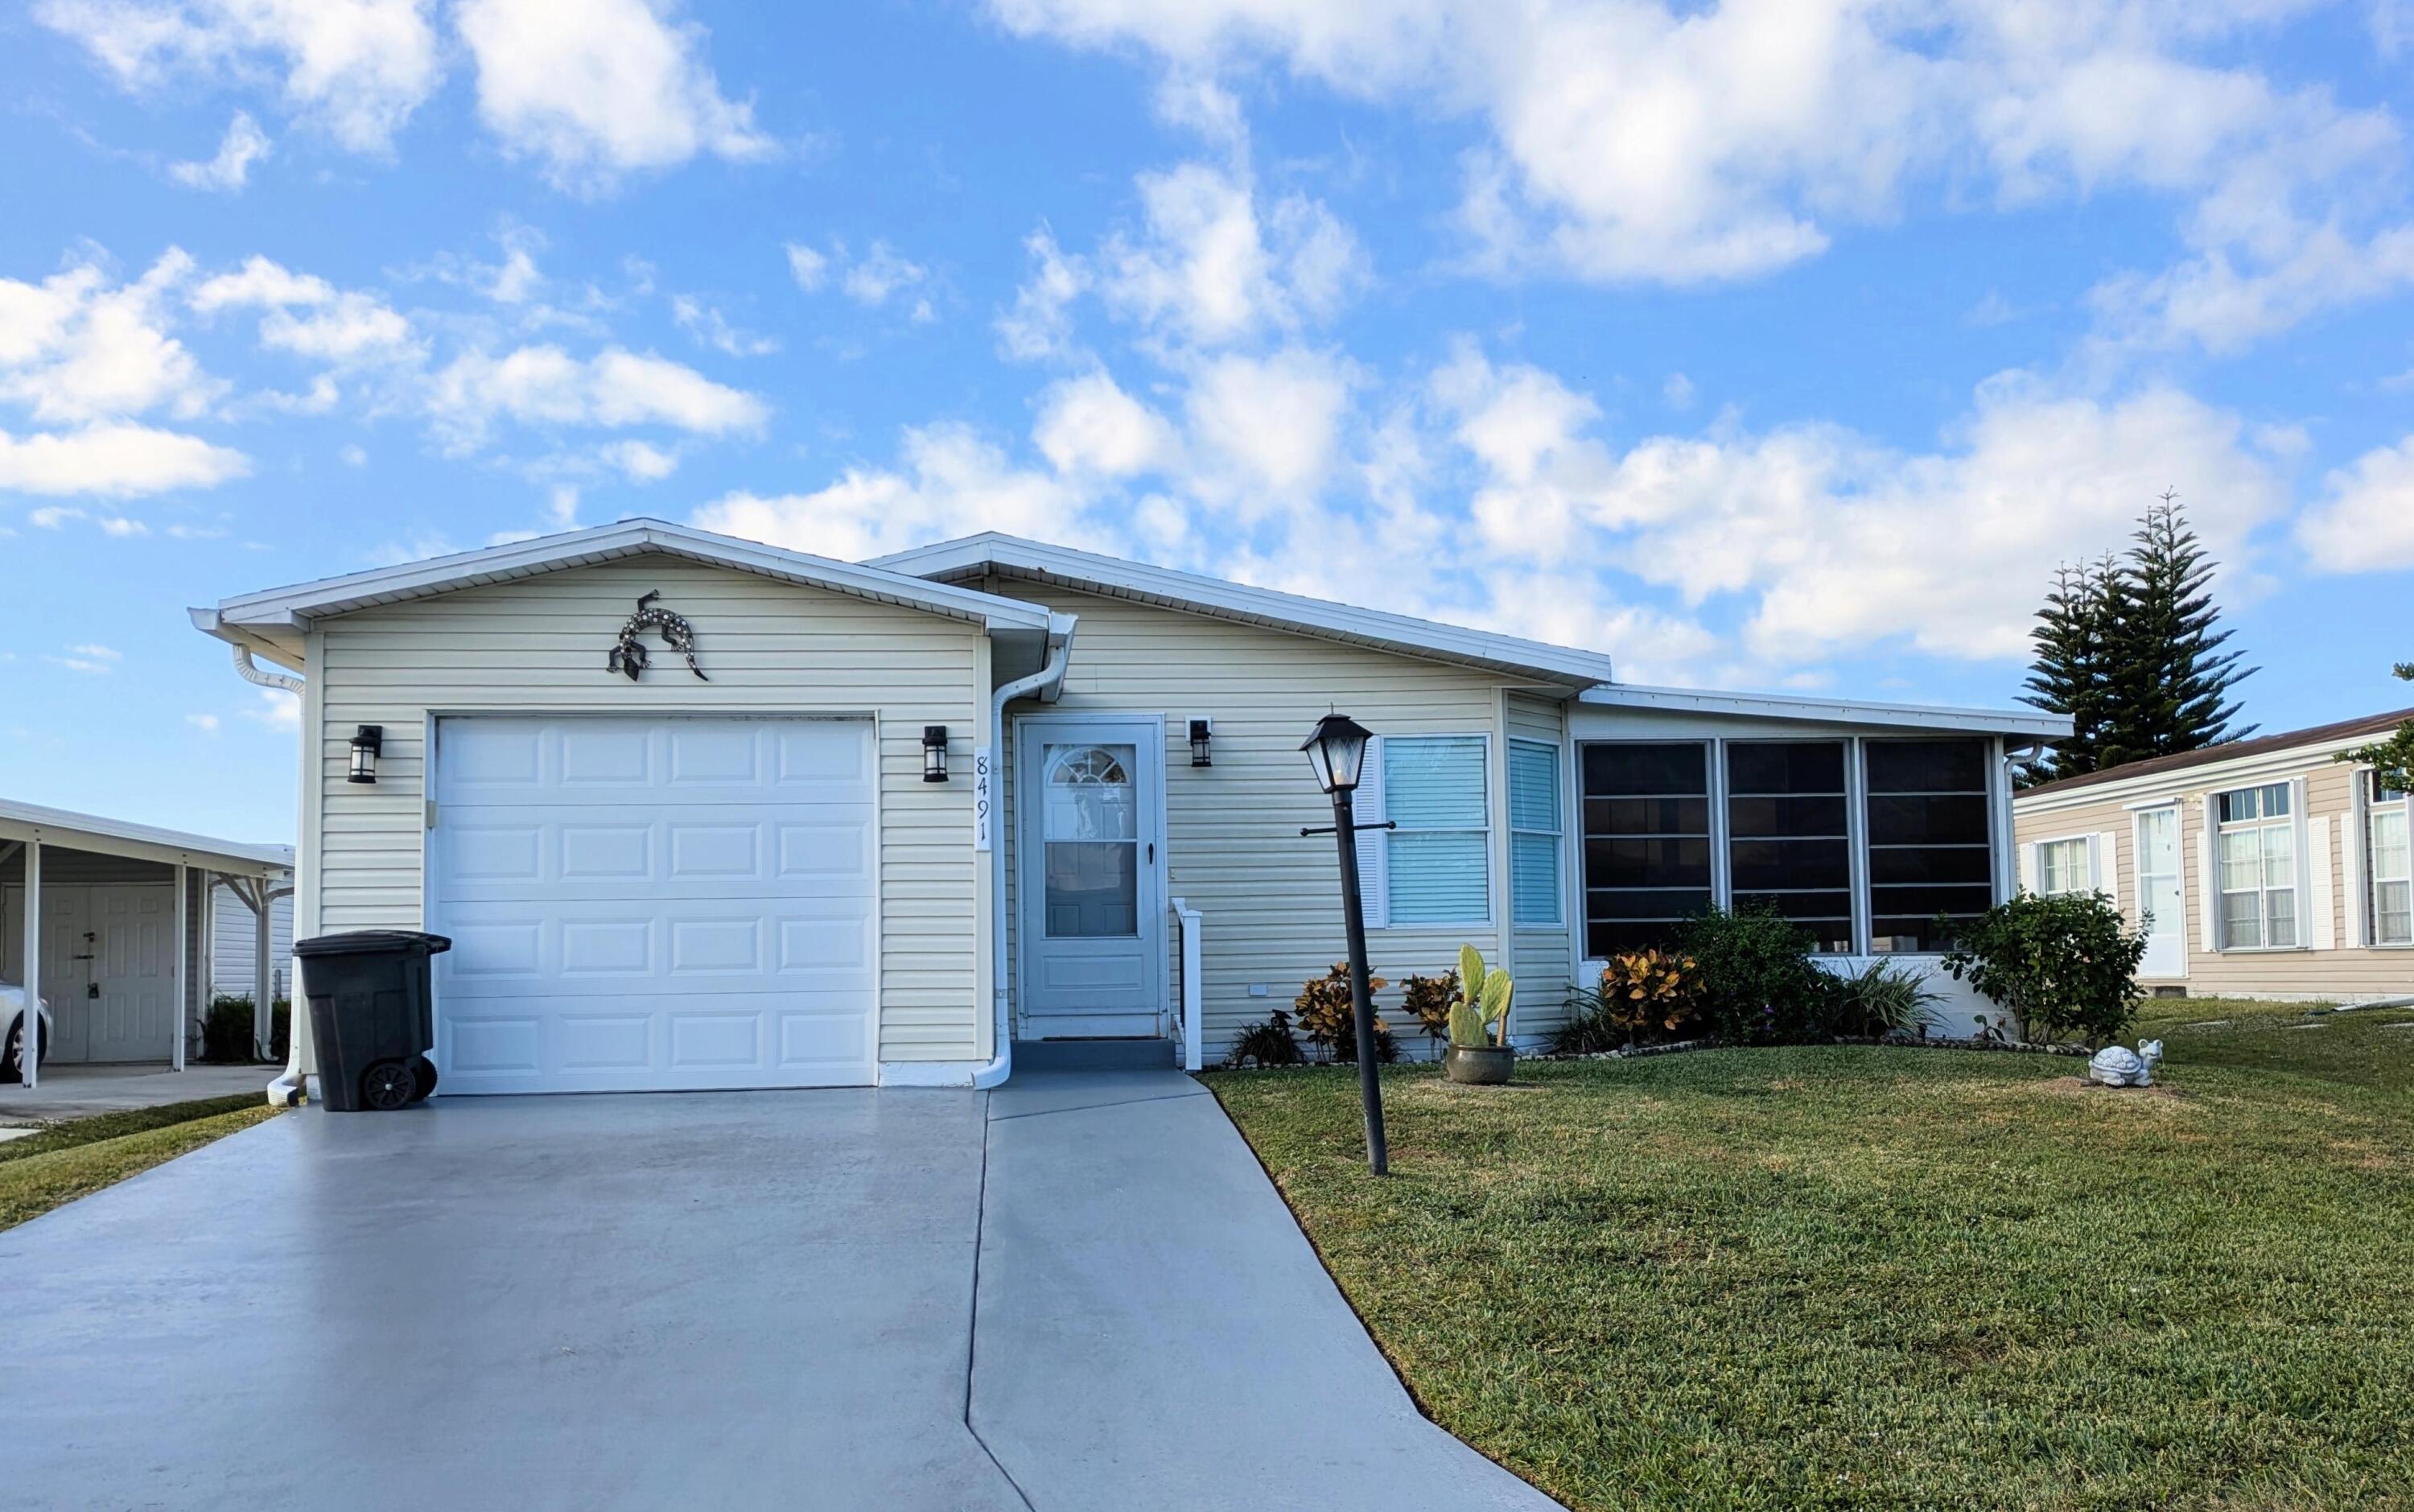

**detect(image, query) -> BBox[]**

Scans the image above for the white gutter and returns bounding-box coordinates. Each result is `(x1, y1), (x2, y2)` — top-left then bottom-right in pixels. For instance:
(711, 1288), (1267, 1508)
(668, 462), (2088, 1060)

(212, 636), (311, 1106)
(970, 613), (1077, 1090)
(229, 642), (305, 694)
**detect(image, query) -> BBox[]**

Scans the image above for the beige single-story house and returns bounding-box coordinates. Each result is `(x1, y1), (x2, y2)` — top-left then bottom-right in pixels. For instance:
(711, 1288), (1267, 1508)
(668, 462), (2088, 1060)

(2014, 710), (2414, 1003)
(3, 800), (293, 1084)
(190, 519), (2068, 1102)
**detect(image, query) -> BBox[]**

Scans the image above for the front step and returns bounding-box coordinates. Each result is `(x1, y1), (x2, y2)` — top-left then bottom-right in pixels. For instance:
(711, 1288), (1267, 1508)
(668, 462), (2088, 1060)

(1011, 1039), (1178, 1072)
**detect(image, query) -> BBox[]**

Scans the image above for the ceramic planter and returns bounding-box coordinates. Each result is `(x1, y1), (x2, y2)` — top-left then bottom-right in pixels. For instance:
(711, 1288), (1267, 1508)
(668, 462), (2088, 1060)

(1444, 1044), (1515, 1085)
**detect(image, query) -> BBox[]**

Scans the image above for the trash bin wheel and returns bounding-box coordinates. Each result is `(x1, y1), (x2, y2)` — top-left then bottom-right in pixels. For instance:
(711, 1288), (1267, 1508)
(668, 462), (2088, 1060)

(360, 1059), (417, 1111)
(410, 1057), (439, 1103)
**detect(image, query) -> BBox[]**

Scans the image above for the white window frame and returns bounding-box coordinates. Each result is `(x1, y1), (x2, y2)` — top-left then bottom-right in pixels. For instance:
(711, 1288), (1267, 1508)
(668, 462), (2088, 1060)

(1507, 737), (1563, 927)
(2212, 779), (2306, 952)
(2363, 769), (2413, 949)
(2035, 834), (2098, 897)
(1368, 732), (1493, 929)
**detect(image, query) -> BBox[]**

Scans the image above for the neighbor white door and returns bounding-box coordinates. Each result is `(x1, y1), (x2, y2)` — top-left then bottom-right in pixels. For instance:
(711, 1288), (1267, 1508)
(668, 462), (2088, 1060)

(1015, 717), (1164, 1039)
(1, 885), (176, 1064)
(2135, 805), (2186, 978)
(429, 715), (880, 1094)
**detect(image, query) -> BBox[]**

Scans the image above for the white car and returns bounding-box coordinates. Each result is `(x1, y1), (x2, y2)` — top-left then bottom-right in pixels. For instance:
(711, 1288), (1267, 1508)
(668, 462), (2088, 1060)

(3, 981), (54, 1082)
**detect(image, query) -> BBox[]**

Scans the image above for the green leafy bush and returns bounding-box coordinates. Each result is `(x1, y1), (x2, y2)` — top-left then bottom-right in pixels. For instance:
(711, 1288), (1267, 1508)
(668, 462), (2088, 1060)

(1939, 892), (2147, 1045)
(200, 995), (290, 1064)
(1399, 970), (1460, 1049)
(1674, 906), (1827, 1044)
(1555, 950), (1703, 1053)
(1293, 963), (1396, 1063)
(1226, 1008), (1304, 1068)
(1814, 959), (1942, 1039)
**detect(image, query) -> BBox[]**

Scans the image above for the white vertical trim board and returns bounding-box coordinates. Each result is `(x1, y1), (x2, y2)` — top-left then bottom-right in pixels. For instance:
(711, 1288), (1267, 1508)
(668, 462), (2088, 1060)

(2198, 795), (2222, 953)
(2020, 841), (2041, 895)
(2344, 776), (2370, 949)
(2309, 814), (2337, 950)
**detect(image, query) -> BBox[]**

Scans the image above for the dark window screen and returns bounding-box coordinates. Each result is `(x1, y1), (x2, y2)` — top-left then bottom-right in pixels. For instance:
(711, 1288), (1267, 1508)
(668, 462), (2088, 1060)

(1864, 738), (1992, 952)
(1580, 743), (1711, 956)
(1726, 741), (1853, 952)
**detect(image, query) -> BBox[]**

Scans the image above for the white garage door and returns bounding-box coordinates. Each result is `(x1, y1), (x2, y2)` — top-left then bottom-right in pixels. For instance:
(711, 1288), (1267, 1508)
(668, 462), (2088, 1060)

(430, 715), (879, 1094)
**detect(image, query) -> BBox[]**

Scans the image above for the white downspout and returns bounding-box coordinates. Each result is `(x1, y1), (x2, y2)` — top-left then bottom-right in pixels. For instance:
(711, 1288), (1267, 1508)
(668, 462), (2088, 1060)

(221, 637), (311, 1105)
(970, 614), (1077, 1090)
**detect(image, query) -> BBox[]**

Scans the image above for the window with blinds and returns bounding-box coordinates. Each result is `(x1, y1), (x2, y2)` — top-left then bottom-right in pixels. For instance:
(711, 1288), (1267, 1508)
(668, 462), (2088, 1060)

(1382, 735), (1490, 925)
(1509, 740), (1562, 926)
(1580, 742), (1712, 957)
(1727, 741), (1853, 954)
(1863, 738), (1993, 953)
(2368, 770), (2412, 947)
(2215, 781), (2297, 950)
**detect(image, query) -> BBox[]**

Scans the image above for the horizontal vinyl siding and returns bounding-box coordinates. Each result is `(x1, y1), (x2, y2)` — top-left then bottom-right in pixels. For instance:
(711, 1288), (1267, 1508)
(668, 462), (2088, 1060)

(1506, 692), (1576, 1040)
(209, 882), (295, 999)
(313, 558), (986, 1062)
(2016, 761), (2414, 1002)
(992, 582), (1567, 1061)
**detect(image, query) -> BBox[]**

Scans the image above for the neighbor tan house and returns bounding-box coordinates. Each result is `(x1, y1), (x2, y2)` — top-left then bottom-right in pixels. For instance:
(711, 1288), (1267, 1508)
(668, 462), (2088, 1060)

(187, 519), (2069, 1103)
(2014, 711), (2414, 1002)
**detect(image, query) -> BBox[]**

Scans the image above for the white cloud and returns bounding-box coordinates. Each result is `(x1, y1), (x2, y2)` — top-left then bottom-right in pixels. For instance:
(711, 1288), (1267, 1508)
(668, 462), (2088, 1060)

(186, 711), (221, 733)
(987, 0), (2384, 306)
(339, 443), (368, 467)
(242, 685), (300, 730)
(672, 295), (777, 356)
(455, 0), (774, 190)
(191, 254), (417, 365)
(1662, 372), (1695, 410)
(996, 228), (1088, 360)
(0, 250), (219, 423)
(841, 242), (928, 307)
(37, 0), (441, 153)
(1032, 369), (1177, 477)
(1102, 161), (1368, 345)
(695, 422), (1085, 562)
(0, 422), (249, 497)
(601, 438), (679, 481)
(426, 344), (768, 448)
(47, 642), (124, 674)
(784, 242), (829, 291)
(2297, 435), (2414, 571)
(167, 109), (270, 190)
(1180, 347), (1353, 505)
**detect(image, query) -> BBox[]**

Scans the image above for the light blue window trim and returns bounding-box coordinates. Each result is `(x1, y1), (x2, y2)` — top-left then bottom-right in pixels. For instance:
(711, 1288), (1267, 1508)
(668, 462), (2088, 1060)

(1509, 739), (1563, 926)
(1382, 735), (1490, 925)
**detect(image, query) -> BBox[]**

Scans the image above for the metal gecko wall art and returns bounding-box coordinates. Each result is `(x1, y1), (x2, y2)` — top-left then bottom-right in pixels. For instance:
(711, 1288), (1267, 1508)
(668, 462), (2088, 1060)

(607, 591), (709, 682)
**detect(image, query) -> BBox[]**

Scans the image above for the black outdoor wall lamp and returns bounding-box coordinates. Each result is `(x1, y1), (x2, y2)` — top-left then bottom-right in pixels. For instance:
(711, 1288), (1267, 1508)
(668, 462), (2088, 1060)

(347, 725), (383, 785)
(1188, 716), (1214, 768)
(923, 725), (950, 783)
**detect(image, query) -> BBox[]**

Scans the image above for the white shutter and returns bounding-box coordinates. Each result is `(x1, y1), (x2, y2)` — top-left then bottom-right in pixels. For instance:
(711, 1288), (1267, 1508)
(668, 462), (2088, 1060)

(2198, 796), (2222, 952)
(1353, 735), (1387, 929)
(2343, 788), (2369, 949)
(2309, 814), (2336, 950)
(2019, 841), (2041, 896)
(2095, 830), (2121, 905)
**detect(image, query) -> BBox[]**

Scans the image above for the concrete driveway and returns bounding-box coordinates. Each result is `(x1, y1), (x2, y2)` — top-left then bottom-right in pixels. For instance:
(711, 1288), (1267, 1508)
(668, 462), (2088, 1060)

(0, 1072), (1556, 1511)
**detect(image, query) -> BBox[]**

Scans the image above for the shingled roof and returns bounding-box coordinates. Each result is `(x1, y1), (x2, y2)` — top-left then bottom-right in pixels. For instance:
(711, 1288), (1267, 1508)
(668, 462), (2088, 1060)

(2020, 707), (2414, 799)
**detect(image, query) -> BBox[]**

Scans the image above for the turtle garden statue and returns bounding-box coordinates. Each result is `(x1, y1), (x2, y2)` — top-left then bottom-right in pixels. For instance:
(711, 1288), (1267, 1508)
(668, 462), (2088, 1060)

(2088, 1039), (2164, 1087)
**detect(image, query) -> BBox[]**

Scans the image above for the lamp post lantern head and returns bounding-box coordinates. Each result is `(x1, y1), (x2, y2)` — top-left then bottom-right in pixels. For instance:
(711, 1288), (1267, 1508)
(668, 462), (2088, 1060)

(1300, 712), (1374, 795)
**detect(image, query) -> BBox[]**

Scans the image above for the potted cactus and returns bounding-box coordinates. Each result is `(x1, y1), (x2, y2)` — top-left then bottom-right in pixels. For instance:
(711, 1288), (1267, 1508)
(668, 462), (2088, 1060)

(1443, 944), (1515, 1085)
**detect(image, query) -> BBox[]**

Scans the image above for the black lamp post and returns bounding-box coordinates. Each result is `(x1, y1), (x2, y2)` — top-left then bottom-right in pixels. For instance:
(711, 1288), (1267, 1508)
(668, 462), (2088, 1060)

(1300, 712), (1389, 1176)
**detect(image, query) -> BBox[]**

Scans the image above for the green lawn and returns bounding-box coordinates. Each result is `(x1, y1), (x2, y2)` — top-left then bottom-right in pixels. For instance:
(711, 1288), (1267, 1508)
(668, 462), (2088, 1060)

(1203, 999), (2414, 1510)
(0, 1094), (281, 1231)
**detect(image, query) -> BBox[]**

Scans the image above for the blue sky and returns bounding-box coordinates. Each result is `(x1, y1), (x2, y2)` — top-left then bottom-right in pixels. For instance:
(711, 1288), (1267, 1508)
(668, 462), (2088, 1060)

(4, 0), (2412, 843)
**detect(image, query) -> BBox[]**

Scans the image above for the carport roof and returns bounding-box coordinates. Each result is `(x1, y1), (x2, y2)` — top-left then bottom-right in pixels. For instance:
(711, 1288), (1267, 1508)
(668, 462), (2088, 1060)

(191, 518), (1062, 664)
(0, 798), (292, 875)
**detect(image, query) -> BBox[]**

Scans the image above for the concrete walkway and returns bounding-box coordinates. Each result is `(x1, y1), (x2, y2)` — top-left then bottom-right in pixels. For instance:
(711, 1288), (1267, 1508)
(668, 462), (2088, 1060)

(0, 1061), (275, 1123)
(0, 1073), (1556, 1510)
(977, 1070), (1556, 1510)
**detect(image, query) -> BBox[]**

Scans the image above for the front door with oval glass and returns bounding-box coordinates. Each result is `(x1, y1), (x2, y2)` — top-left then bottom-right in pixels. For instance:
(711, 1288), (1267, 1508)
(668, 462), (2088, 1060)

(1015, 718), (1165, 1039)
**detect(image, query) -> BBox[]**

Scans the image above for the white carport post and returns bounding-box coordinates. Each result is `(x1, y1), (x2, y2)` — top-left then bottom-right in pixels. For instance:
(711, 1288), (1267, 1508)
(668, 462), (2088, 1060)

(19, 837), (38, 1089)
(171, 865), (189, 1071)
(253, 877), (275, 1061)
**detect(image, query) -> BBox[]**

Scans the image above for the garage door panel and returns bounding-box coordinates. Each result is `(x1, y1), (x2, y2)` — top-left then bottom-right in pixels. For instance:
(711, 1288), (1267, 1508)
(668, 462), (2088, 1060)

(430, 715), (878, 1093)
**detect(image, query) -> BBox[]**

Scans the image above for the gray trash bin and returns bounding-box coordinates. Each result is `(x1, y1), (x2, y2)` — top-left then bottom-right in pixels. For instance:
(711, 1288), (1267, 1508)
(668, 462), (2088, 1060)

(295, 930), (451, 1110)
